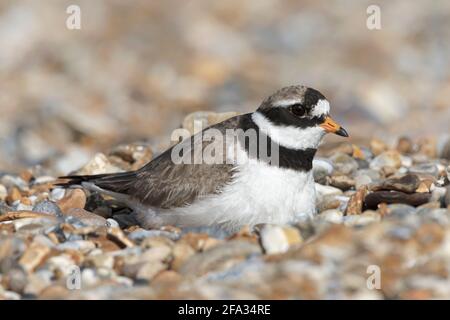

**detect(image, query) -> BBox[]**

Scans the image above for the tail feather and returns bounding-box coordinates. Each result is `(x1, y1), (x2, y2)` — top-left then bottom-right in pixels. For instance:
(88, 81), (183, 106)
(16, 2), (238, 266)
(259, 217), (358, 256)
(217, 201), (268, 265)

(55, 171), (138, 195)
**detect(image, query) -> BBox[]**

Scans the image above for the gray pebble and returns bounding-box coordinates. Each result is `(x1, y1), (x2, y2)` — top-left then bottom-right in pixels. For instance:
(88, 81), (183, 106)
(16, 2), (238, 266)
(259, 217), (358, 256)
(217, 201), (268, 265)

(33, 200), (63, 217)
(106, 218), (120, 228)
(387, 204), (417, 218)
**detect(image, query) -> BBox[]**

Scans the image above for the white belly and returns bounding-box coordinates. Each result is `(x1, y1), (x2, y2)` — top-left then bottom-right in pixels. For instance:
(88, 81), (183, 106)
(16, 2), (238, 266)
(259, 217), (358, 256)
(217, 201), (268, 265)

(135, 161), (316, 233)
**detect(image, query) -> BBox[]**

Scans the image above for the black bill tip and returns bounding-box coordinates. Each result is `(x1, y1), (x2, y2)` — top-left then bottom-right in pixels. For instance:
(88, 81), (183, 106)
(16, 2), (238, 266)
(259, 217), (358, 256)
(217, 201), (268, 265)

(335, 127), (349, 137)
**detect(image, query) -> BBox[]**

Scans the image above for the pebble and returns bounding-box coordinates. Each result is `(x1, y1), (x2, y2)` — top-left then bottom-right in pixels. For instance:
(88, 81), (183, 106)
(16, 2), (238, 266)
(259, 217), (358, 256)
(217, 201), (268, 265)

(370, 150), (402, 170)
(345, 187), (368, 215)
(409, 163), (440, 178)
(365, 191), (431, 209)
(312, 158), (334, 183)
(179, 241), (261, 277)
(49, 188), (65, 202)
(370, 138), (389, 156)
(445, 187), (450, 208)
(329, 175), (355, 191)
(259, 224), (303, 255)
(330, 153), (359, 175)
(18, 242), (51, 273)
(354, 174), (372, 189)
(32, 200), (63, 217)
(58, 189), (87, 214)
(317, 209), (344, 224)
(372, 174), (421, 194)
(76, 153), (123, 176)
(344, 211), (381, 226)
(56, 240), (96, 253)
(437, 136), (450, 160)
(171, 242), (196, 271)
(387, 204), (417, 218)
(106, 218), (120, 228)
(65, 208), (107, 227)
(315, 184), (343, 203)
(396, 136), (414, 154)
(0, 184), (7, 201)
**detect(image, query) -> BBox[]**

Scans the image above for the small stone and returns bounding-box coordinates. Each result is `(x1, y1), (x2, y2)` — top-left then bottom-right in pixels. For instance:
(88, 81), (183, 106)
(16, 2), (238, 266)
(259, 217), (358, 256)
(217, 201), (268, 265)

(416, 182), (430, 193)
(0, 201), (12, 214)
(65, 208), (107, 227)
(370, 151), (402, 171)
(179, 241), (261, 277)
(437, 136), (450, 160)
(49, 188), (65, 202)
(85, 253), (115, 270)
(370, 138), (389, 156)
(32, 200), (63, 217)
(317, 209), (344, 224)
(136, 261), (166, 282)
(108, 143), (153, 171)
(0, 184), (7, 201)
(171, 242), (196, 271)
(316, 194), (342, 212)
(57, 189), (87, 214)
(354, 174), (372, 189)
(329, 175), (355, 191)
(6, 187), (21, 205)
(372, 174), (421, 194)
(24, 270), (53, 296)
(312, 158), (333, 184)
(128, 229), (180, 241)
(430, 186), (447, 203)
(345, 186), (368, 215)
(76, 153), (123, 175)
(365, 191), (431, 210)
(4, 268), (28, 293)
(387, 204), (417, 218)
(107, 227), (134, 248)
(106, 218), (119, 228)
(445, 186), (450, 208)
(315, 184), (343, 204)
(56, 240), (96, 253)
(418, 137), (437, 158)
(344, 210), (381, 226)
(259, 224), (303, 255)
(396, 136), (414, 154)
(409, 163), (440, 178)
(19, 242), (51, 273)
(330, 153), (359, 175)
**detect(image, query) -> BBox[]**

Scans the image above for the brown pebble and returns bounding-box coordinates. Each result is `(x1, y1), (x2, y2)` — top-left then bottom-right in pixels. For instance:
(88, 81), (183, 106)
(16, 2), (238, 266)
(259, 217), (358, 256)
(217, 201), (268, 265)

(6, 187), (22, 204)
(396, 136), (414, 154)
(57, 189), (86, 214)
(65, 208), (106, 226)
(365, 191), (431, 209)
(416, 182), (430, 193)
(370, 138), (388, 156)
(345, 186), (368, 215)
(329, 175), (355, 191)
(372, 174), (421, 194)
(19, 242), (51, 273)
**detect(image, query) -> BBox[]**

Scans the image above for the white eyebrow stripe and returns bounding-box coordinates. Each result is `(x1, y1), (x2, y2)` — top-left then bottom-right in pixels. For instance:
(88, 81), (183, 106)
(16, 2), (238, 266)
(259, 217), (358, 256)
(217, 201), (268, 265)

(311, 99), (330, 116)
(272, 99), (302, 107)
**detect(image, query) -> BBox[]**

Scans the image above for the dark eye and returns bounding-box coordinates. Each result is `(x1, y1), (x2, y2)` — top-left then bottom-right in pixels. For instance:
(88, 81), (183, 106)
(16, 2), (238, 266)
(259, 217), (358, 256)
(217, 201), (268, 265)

(290, 104), (306, 117)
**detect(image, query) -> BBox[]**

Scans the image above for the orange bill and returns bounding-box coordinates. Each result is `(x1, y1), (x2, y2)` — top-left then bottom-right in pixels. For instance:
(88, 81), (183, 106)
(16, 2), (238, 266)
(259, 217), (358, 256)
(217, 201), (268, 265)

(319, 116), (349, 137)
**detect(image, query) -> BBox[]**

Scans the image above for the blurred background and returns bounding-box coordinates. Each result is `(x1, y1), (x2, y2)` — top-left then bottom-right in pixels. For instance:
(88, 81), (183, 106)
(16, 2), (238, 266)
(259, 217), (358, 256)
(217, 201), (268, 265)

(0, 0), (449, 174)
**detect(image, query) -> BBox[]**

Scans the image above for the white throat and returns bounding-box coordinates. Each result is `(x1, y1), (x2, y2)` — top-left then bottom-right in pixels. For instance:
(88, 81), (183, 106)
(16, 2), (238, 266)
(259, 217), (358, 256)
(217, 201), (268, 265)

(251, 111), (326, 150)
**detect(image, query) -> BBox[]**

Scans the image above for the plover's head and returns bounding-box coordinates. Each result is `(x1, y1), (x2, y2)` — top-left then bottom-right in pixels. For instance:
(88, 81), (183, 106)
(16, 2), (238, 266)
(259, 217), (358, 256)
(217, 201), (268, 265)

(252, 85), (348, 150)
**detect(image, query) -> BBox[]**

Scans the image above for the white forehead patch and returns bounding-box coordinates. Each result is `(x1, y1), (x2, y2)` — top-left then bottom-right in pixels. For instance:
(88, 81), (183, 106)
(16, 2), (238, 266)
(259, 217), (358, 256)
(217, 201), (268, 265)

(272, 99), (302, 108)
(311, 99), (330, 117)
